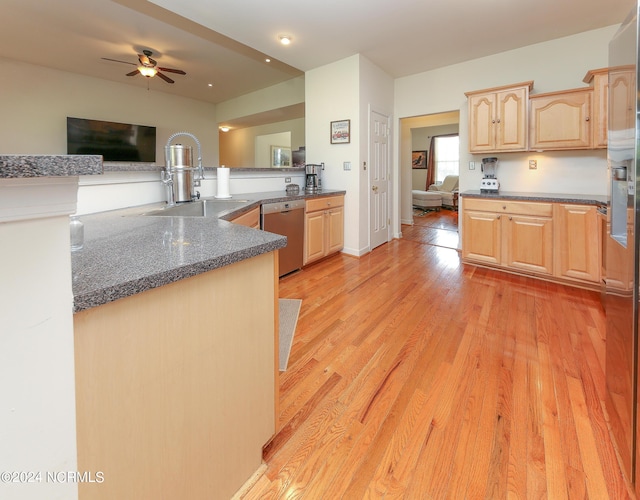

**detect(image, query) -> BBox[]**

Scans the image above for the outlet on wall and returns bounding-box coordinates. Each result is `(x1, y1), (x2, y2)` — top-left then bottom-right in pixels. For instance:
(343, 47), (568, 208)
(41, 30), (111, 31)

(529, 160), (537, 170)
(285, 177), (291, 183)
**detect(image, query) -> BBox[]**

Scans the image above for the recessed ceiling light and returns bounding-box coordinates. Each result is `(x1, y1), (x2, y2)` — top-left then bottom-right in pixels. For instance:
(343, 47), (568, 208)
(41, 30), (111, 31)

(279, 35), (291, 45)
(265, 58), (271, 63)
(220, 126), (230, 132)
(208, 83), (213, 87)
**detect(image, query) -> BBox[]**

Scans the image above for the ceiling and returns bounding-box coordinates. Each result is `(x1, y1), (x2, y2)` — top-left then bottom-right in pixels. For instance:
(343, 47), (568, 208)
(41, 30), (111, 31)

(0, 0), (634, 108)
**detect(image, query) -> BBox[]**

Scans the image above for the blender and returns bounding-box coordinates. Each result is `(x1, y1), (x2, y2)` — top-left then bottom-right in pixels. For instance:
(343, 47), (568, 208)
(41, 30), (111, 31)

(480, 157), (500, 192)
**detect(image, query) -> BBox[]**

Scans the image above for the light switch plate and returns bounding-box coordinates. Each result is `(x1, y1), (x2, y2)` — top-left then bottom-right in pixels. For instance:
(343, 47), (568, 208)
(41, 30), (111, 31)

(343, 162), (351, 171)
(469, 161), (475, 170)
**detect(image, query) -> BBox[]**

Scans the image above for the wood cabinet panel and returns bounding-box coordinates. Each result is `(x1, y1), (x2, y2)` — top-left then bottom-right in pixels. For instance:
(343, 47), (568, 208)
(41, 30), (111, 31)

(230, 206), (260, 228)
(461, 210), (501, 265)
(74, 252), (277, 500)
(529, 88), (593, 150)
(504, 214), (553, 275)
(304, 195), (344, 265)
(466, 82), (532, 153)
(583, 68), (608, 149)
(554, 204), (600, 282)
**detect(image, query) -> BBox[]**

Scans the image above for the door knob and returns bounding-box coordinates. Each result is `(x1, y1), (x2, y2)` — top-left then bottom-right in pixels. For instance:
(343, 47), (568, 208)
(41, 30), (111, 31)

(372, 186), (378, 192)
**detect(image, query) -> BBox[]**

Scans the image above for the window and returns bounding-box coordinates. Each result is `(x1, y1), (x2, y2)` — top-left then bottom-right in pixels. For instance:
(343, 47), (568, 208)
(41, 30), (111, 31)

(434, 135), (459, 183)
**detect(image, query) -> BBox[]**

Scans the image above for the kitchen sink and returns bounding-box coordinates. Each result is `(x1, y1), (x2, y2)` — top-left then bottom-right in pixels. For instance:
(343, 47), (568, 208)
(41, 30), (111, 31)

(143, 199), (251, 217)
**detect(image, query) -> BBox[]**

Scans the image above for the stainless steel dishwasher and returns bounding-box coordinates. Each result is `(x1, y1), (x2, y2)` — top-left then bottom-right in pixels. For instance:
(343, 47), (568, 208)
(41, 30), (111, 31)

(261, 199), (305, 277)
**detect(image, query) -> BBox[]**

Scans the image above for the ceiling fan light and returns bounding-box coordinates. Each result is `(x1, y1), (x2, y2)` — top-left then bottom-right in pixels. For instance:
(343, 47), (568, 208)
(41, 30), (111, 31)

(138, 66), (157, 77)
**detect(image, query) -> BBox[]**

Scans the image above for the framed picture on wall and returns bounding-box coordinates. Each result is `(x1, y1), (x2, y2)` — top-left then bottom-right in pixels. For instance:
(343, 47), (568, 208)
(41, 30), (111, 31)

(330, 119), (350, 144)
(270, 146), (291, 168)
(412, 150), (427, 169)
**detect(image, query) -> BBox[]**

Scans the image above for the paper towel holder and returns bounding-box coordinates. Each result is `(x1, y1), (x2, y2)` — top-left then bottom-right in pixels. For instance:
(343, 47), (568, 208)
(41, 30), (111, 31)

(215, 165), (232, 199)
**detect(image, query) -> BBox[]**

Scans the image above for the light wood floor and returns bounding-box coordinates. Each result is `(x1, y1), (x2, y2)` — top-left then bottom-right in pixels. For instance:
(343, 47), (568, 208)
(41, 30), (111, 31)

(241, 210), (634, 499)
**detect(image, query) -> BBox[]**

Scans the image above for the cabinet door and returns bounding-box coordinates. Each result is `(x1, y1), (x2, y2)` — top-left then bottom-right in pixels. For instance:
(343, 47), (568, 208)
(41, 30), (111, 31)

(496, 87), (528, 151)
(503, 215), (553, 274)
(591, 71), (608, 149)
(462, 210), (501, 264)
(304, 211), (325, 264)
(554, 204), (599, 282)
(468, 93), (496, 153)
(327, 207), (344, 255)
(230, 206), (260, 228)
(529, 89), (593, 150)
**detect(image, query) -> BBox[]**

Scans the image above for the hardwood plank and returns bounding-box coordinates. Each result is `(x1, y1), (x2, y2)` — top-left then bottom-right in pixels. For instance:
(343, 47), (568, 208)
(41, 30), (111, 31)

(240, 211), (632, 500)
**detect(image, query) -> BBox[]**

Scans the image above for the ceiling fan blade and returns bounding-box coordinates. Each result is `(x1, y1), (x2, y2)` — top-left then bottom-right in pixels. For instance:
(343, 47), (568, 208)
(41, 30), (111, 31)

(101, 57), (136, 66)
(126, 69), (140, 77)
(158, 67), (186, 75)
(156, 72), (174, 84)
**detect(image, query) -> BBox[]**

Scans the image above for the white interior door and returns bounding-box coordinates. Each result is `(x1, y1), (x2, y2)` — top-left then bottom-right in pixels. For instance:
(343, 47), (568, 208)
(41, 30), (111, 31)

(370, 109), (391, 250)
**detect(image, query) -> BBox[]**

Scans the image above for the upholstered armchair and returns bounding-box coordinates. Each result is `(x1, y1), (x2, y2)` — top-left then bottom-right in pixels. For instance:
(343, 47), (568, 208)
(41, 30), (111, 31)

(428, 175), (459, 208)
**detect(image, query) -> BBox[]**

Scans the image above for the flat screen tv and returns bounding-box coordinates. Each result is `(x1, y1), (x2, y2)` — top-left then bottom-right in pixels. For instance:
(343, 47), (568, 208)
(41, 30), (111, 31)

(67, 117), (156, 162)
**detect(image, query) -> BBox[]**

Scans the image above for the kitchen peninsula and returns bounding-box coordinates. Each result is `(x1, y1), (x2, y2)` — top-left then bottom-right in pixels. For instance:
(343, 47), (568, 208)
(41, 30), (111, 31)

(71, 190), (344, 500)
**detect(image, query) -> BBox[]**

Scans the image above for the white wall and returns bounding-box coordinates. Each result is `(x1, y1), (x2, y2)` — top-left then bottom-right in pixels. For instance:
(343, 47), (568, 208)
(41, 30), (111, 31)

(305, 54), (394, 256)
(0, 213), (78, 500)
(394, 25), (618, 234)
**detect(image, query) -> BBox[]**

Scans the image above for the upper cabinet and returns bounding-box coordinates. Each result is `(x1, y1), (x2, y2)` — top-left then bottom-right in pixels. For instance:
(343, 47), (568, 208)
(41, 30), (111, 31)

(465, 68), (624, 153)
(529, 87), (593, 151)
(583, 68), (608, 149)
(465, 81), (533, 153)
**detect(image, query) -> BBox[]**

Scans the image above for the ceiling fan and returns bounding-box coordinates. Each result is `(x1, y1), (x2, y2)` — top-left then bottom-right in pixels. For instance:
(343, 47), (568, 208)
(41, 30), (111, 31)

(101, 49), (186, 84)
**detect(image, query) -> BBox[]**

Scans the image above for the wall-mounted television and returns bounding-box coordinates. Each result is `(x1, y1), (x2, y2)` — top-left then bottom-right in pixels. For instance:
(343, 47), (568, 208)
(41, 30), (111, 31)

(67, 117), (156, 162)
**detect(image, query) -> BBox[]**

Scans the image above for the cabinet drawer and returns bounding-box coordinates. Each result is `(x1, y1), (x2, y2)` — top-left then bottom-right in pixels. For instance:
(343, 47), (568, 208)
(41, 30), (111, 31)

(464, 198), (553, 217)
(306, 195), (344, 213)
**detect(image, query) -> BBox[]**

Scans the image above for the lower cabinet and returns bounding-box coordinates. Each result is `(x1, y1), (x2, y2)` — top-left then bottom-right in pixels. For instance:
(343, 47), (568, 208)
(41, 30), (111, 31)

(229, 205), (260, 228)
(73, 252), (278, 500)
(462, 198), (601, 286)
(462, 199), (553, 275)
(553, 204), (600, 282)
(304, 195), (344, 265)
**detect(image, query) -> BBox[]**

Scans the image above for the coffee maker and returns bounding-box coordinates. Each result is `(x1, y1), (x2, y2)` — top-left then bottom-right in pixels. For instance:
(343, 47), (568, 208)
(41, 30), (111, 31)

(480, 157), (500, 192)
(305, 163), (324, 193)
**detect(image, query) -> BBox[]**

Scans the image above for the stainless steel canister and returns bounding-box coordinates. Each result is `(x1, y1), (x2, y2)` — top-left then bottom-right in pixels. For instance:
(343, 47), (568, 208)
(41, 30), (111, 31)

(165, 144), (195, 203)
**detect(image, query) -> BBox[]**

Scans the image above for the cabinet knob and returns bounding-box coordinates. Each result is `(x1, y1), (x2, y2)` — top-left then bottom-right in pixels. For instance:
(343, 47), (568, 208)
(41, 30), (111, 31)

(586, 117), (590, 121)
(509, 216), (513, 220)
(492, 120), (496, 124)
(497, 119), (501, 123)
(497, 215), (501, 219)
(502, 205), (506, 210)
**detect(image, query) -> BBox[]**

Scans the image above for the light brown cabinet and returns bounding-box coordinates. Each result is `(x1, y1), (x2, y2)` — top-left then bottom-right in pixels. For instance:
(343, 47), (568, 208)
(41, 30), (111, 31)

(583, 68), (609, 149)
(229, 205), (260, 228)
(304, 195), (344, 265)
(529, 87), (593, 150)
(462, 198), (603, 287)
(462, 198), (553, 275)
(74, 251), (278, 500)
(553, 204), (600, 282)
(465, 81), (533, 153)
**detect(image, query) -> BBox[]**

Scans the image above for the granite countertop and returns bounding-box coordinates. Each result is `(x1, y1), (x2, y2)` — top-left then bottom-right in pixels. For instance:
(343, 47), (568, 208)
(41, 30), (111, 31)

(461, 190), (607, 206)
(0, 155), (103, 178)
(71, 189), (346, 312)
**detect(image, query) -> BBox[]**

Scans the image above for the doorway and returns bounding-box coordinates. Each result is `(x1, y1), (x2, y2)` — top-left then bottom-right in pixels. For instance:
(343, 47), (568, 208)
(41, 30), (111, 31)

(399, 111), (460, 227)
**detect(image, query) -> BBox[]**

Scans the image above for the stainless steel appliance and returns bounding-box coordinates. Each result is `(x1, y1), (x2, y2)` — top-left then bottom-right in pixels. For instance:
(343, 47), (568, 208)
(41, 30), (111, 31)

(480, 157), (500, 192)
(161, 132), (205, 205)
(605, 4), (640, 491)
(305, 163), (324, 193)
(261, 199), (305, 277)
